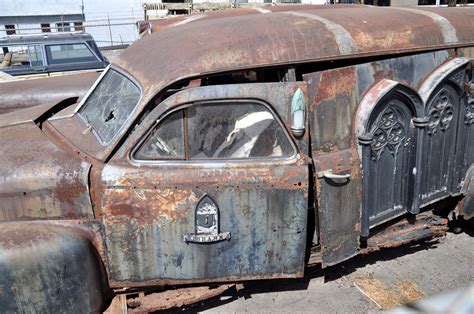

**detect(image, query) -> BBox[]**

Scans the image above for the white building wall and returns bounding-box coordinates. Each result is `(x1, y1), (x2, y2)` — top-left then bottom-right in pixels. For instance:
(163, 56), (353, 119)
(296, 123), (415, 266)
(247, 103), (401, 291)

(1, 0), (82, 16)
(81, 0), (143, 46)
(0, 0), (144, 46)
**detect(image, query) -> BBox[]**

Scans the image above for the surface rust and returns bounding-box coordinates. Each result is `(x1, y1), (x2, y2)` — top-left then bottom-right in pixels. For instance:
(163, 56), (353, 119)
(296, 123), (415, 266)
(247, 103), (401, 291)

(361, 212), (449, 254)
(0, 71), (99, 114)
(116, 6), (474, 107)
(126, 285), (233, 313)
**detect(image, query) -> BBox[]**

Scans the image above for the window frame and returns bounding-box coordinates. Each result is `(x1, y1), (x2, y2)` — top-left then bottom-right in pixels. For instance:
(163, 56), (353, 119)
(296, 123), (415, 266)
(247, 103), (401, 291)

(75, 65), (143, 147)
(131, 99), (298, 164)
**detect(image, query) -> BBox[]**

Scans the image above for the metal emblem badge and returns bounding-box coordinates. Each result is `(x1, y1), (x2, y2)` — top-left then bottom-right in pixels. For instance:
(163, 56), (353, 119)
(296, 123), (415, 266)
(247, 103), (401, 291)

(183, 194), (231, 244)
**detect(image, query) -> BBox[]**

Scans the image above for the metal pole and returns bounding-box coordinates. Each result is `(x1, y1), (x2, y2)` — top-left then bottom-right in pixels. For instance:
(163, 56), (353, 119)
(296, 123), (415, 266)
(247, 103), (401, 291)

(358, 134), (374, 238)
(107, 14), (113, 46)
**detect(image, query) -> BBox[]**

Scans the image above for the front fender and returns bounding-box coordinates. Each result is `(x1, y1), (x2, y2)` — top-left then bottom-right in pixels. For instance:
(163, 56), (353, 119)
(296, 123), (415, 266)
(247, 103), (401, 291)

(0, 222), (112, 312)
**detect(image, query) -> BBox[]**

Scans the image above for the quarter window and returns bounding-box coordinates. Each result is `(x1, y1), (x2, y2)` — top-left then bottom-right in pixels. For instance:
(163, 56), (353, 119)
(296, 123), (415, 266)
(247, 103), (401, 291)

(134, 102), (294, 161)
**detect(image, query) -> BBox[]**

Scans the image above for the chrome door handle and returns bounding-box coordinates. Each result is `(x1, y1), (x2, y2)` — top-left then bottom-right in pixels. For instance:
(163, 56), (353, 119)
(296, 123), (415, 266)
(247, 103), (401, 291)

(317, 169), (351, 180)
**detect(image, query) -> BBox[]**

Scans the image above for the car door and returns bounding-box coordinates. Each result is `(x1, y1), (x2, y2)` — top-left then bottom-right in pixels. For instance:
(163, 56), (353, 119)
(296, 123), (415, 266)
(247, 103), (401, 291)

(99, 83), (311, 287)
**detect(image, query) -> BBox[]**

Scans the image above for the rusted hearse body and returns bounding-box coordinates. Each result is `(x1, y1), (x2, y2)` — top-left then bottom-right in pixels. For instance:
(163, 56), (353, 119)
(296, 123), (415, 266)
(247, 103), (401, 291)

(0, 5), (473, 312)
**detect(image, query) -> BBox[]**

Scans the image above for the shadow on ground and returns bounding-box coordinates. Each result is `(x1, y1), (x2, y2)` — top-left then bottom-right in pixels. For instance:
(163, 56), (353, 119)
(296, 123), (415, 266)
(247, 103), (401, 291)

(154, 212), (473, 313)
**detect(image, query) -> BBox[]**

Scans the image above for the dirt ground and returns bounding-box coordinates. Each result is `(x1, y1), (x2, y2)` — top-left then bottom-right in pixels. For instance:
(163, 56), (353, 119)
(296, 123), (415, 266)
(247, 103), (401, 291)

(158, 229), (474, 313)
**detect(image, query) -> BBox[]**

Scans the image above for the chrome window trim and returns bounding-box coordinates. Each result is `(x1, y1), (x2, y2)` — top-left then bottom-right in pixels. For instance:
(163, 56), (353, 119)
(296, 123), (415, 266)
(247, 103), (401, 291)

(73, 64), (111, 114)
(129, 99), (299, 166)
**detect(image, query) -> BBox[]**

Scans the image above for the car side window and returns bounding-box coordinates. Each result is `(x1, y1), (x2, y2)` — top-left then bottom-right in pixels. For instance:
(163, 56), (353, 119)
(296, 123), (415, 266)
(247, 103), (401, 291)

(134, 102), (294, 161)
(135, 110), (185, 160)
(187, 102), (293, 159)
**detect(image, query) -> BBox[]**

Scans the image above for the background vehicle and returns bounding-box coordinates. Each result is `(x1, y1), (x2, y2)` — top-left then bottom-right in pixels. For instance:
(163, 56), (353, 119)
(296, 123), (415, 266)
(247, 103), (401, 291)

(0, 32), (108, 77)
(0, 5), (472, 313)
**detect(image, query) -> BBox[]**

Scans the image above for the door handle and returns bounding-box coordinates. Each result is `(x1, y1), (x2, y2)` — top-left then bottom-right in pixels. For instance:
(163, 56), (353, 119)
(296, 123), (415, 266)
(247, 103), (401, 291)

(317, 169), (351, 180)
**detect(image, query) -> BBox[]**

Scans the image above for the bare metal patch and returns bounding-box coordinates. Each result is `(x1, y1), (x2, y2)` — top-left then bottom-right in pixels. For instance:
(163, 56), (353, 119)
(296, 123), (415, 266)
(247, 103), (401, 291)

(284, 11), (357, 55)
(389, 8), (458, 44)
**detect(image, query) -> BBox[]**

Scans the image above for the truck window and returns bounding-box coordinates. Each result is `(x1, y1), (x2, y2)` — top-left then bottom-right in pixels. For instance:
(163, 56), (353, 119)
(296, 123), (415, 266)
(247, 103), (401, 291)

(0, 45), (43, 68)
(46, 43), (97, 64)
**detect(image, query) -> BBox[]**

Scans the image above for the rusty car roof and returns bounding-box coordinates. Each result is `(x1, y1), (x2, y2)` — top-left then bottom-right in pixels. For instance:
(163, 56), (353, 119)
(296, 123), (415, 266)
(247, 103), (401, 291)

(115, 5), (474, 100)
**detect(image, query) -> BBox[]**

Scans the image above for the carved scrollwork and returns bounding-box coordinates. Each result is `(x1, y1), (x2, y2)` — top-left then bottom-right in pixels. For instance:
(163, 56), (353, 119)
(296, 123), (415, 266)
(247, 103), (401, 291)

(427, 89), (454, 135)
(369, 105), (407, 161)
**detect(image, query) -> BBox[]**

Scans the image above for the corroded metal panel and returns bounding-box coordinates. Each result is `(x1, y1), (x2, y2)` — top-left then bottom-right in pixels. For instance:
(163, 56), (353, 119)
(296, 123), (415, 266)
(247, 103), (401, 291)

(0, 121), (93, 221)
(0, 221), (110, 312)
(0, 71), (99, 114)
(313, 149), (362, 267)
(101, 164), (308, 287)
(307, 50), (452, 155)
(115, 7), (474, 107)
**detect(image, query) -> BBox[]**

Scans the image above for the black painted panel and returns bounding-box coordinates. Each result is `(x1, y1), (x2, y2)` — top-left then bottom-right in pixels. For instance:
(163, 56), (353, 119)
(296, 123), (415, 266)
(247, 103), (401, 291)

(421, 85), (459, 204)
(365, 99), (416, 227)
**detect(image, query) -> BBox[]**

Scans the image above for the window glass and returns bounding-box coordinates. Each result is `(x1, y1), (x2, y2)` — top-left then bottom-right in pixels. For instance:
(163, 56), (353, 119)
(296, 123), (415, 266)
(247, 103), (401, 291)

(187, 102), (293, 159)
(28, 45), (43, 66)
(46, 43), (96, 64)
(0, 46), (32, 68)
(78, 69), (141, 144)
(135, 111), (184, 160)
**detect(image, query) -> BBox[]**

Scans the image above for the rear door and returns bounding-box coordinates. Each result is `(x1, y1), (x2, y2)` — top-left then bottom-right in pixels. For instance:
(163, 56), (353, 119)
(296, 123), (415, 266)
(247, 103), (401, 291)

(100, 83), (311, 286)
(304, 69), (362, 267)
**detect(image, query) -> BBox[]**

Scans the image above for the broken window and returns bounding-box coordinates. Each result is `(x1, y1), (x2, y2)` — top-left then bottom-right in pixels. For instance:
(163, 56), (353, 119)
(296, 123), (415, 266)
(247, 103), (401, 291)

(78, 68), (141, 145)
(135, 102), (294, 161)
